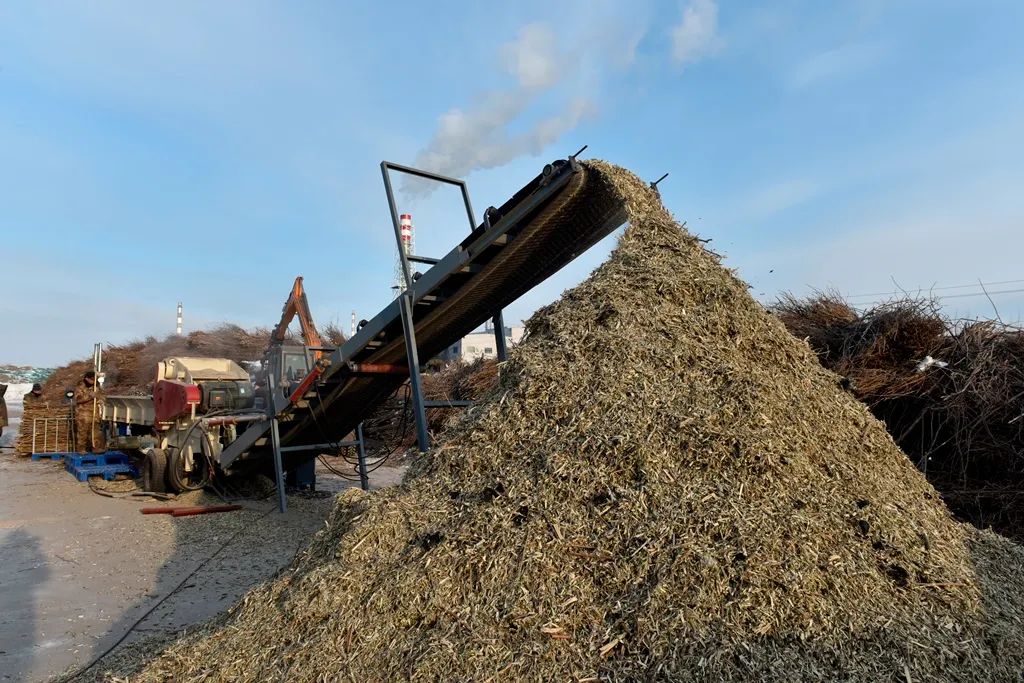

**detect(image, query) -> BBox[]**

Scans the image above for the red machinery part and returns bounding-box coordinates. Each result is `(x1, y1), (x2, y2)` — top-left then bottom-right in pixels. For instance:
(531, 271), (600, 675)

(153, 379), (201, 424)
(288, 366), (323, 404)
(141, 504), (243, 516)
(170, 505), (243, 517)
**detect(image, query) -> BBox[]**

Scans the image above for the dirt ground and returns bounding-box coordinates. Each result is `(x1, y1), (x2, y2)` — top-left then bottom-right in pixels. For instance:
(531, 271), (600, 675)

(0, 453), (405, 682)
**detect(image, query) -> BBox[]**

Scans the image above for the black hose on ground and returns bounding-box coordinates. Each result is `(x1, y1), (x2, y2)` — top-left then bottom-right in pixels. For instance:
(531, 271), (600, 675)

(54, 505), (276, 682)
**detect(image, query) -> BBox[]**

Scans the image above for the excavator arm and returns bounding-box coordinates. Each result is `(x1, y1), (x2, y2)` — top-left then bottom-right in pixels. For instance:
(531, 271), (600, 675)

(270, 277), (328, 350)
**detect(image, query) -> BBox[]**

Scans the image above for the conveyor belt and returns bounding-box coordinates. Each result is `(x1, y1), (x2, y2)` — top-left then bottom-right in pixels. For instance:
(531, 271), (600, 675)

(220, 158), (625, 470)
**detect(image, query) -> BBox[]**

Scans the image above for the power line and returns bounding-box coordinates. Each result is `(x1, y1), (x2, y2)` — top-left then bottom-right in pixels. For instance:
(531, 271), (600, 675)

(938, 287), (1024, 301)
(847, 278), (1024, 301)
(852, 287), (1024, 310)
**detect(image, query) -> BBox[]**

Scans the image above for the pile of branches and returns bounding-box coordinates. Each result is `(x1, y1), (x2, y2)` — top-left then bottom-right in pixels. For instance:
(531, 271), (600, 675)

(775, 292), (1024, 536)
(14, 324), (270, 454)
(361, 358), (500, 459)
(34, 324), (269, 402)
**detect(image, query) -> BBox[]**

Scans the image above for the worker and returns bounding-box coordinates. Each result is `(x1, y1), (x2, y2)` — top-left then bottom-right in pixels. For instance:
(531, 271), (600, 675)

(23, 383), (45, 407)
(0, 384), (7, 440)
(73, 371), (105, 453)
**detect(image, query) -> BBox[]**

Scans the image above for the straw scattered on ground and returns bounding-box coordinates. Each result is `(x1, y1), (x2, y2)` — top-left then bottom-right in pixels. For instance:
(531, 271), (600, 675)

(95, 161), (1024, 682)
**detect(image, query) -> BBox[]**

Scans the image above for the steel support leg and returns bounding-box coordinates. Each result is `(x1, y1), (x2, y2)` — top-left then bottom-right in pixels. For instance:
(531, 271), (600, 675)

(399, 293), (430, 452)
(270, 417), (287, 513)
(356, 422), (370, 491)
(492, 310), (508, 362)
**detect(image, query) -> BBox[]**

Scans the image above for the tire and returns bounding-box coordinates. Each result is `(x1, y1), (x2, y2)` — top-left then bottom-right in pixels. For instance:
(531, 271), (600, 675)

(167, 446), (211, 493)
(143, 449), (169, 493)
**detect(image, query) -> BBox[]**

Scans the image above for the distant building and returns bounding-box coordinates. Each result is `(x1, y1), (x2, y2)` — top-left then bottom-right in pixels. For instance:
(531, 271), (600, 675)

(441, 325), (525, 363)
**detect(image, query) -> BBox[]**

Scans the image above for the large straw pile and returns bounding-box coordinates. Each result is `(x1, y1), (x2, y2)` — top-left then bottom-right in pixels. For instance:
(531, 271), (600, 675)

(112, 162), (1024, 681)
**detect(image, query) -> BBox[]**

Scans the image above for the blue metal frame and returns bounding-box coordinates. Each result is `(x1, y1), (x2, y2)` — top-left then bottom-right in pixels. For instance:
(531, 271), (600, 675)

(381, 161), (478, 290)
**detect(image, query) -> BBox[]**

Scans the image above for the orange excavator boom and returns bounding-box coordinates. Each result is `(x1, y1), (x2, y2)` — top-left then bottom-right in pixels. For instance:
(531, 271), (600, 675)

(271, 276), (326, 349)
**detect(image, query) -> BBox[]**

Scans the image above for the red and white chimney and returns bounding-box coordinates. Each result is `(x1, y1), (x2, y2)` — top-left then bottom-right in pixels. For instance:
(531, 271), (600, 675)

(399, 214), (414, 256)
(394, 213), (415, 295)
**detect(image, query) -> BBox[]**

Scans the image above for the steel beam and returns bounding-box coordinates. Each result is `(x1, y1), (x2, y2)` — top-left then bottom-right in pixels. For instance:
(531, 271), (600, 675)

(399, 293), (430, 452)
(266, 372), (288, 513)
(492, 311), (508, 362)
(422, 400), (474, 408)
(269, 417), (287, 513)
(356, 422), (369, 491)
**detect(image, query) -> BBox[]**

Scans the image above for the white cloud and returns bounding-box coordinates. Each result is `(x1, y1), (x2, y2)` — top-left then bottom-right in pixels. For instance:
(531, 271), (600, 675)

(407, 21), (616, 194)
(789, 42), (885, 89)
(411, 95), (596, 185)
(670, 0), (719, 65)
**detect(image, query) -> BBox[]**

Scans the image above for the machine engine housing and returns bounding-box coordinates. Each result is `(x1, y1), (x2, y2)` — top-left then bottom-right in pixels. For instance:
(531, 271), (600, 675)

(199, 380), (255, 412)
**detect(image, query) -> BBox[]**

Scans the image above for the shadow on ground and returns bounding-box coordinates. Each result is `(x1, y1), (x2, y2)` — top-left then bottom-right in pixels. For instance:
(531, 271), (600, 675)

(60, 462), (406, 682)
(0, 529), (51, 681)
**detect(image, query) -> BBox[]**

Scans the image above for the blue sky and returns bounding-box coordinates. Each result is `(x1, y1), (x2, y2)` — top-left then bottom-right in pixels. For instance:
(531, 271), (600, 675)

(2, 1), (1022, 366)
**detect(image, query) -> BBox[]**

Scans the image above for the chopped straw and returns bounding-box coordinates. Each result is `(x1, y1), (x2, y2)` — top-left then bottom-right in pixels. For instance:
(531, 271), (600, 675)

(91, 161), (1024, 682)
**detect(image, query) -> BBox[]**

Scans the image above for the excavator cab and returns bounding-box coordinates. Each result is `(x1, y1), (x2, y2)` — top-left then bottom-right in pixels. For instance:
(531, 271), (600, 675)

(257, 344), (317, 402)
(282, 348), (311, 385)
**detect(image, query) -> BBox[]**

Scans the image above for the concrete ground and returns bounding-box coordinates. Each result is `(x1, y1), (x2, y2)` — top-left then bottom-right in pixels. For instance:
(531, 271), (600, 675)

(0, 453), (405, 682)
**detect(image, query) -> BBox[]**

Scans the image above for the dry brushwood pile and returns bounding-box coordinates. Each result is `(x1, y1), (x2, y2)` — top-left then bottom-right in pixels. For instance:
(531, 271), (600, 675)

(361, 358), (499, 457)
(14, 325), (268, 454)
(110, 162), (1024, 682)
(15, 404), (73, 454)
(774, 293), (1024, 538)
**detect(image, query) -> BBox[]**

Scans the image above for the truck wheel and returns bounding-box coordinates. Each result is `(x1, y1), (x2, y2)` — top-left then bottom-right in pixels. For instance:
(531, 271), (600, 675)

(143, 449), (169, 493)
(167, 447), (211, 493)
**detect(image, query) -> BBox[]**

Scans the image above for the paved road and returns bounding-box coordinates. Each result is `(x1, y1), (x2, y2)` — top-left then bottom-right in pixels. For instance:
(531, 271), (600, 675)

(0, 455), (404, 682)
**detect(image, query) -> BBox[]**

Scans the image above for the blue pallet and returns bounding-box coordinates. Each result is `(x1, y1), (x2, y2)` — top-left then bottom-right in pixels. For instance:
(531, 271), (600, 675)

(65, 451), (130, 468)
(66, 461), (139, 482)
(31, 452), (70, 461)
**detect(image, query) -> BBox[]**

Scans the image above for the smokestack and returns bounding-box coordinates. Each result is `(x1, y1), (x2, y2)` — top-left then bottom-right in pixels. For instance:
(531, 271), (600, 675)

(350, 310), (357, 337)
(176, 302), (183, 336)
(394, 213), (415, 295)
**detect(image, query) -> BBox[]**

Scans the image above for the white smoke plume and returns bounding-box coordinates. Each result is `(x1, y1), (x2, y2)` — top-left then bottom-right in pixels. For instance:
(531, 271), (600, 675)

(404, 23), (593, 195)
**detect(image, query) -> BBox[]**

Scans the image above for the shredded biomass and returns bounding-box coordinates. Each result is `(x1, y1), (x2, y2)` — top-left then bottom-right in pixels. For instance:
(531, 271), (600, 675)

(109, 162), (1024, 682)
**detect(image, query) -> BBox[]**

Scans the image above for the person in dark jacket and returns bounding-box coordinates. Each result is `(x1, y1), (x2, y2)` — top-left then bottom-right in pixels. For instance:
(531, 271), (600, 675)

(0, 384), (8, 439)
(73, 371), (105, 453)
(23, 383), (45, 407)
